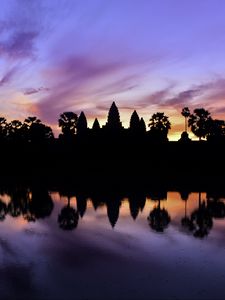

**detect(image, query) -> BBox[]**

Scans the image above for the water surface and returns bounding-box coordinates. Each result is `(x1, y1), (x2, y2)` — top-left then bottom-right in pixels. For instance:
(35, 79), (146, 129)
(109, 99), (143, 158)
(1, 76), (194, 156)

(0, 189), (225, 300)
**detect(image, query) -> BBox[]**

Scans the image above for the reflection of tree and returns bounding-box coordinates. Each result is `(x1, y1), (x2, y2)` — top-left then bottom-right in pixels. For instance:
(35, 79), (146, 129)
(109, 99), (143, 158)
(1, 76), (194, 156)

(0, 200), (7, 221)
(148, 189), (170, 232)
(27, 188), (54, 221)
(190, 192), (213, 238)
(58, 196), (79, 230)
(6, 186), (54, 222)
(76, 194), (87, 218)
(7, 187), (28, 218)
(148, 200), (170, 232)
(180, 190), (193, 231)
(207, 193), (225, 219)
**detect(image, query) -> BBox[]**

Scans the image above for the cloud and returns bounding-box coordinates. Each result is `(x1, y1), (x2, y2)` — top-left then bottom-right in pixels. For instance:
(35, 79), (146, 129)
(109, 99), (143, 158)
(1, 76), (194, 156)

(161, 88), (201, 107)
(36, 53), (149, 123)
(23, 87), (49, 95)
(0, 66), (18, 86)
(0, 0), (47, 61)
(139, 78), (225, 113)
(0, 31), (39, 60)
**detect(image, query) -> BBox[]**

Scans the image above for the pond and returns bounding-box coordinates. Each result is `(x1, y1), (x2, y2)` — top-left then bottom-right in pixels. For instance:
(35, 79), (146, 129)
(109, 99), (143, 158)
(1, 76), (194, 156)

(0, 187), (225, 300)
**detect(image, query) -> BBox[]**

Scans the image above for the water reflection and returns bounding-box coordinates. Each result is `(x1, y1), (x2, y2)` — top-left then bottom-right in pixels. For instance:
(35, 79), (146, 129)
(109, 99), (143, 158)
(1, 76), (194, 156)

(58, 194), (79, 230)
(0, 184), (224, 239)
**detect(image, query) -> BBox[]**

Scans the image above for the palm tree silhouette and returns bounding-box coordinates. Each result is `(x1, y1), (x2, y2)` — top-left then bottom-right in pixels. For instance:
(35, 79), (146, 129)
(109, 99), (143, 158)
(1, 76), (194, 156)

(148, 112), (171, 141)
(181, 107), (190, 132)
(58, 112), (78, 139)
(188, 108), (211, 140)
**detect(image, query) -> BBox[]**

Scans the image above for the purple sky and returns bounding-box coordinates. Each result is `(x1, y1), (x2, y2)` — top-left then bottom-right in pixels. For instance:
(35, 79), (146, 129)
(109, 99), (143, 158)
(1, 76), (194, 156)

(1, 0), (225, 139)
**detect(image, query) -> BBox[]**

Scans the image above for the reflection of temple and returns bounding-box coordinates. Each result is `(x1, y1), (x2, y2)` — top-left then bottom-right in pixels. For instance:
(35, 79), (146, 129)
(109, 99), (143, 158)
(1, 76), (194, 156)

(0, 183), (225, 238)
(106, 195), (121, 228)
(128, 193), (146, 220)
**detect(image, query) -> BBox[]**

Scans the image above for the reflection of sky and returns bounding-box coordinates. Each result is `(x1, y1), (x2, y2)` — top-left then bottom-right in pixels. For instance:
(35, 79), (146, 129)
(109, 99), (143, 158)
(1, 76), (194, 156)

(1, 1), (225, 140)
(0, 192), (225, 299)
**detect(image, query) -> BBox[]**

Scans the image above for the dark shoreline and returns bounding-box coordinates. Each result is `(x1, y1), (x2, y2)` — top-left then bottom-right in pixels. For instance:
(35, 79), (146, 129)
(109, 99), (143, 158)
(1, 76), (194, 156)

(0, 140), (224, 196)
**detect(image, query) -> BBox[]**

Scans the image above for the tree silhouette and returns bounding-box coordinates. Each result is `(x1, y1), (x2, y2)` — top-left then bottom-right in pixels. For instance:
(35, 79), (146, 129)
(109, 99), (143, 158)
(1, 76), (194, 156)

(188, 108), (212, 140)
(8, 120), (25, 142)
(58, 112), (78, 139)
(58, 196), (79, 230)
(207, 119), (225, 142)
(30, 123), (54, 143)
(0, 200), (7, 221)
(0, 117), (8, 140)
(23, 116), (54, 143)
(181, 107), (190, 132)
(77, 111), (88, 135)
(148, 112), (171, 141)
(105, 102), (122, 130)
(24, 116), (41, 126)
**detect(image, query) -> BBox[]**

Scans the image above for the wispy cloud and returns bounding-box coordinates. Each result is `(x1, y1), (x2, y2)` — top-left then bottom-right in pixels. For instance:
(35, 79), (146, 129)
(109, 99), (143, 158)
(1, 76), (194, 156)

(36, 51), (155, 122)
(23, 86), (49, 95)
(0, 31), (39, 60)
(0, 66), (18, 86)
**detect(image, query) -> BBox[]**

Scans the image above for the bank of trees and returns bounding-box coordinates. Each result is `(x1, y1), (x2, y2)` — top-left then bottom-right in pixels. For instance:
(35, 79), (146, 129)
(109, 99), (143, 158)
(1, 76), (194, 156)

(0, 102), (224, 144)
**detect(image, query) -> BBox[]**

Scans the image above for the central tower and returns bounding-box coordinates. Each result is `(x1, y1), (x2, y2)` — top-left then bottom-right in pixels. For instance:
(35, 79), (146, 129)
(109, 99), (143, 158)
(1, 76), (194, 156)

(105, 102), (122, 130)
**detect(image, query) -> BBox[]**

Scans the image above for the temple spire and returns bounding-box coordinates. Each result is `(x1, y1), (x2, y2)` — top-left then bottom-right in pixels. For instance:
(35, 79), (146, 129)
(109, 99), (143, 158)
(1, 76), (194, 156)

(105, 102), (122, 130)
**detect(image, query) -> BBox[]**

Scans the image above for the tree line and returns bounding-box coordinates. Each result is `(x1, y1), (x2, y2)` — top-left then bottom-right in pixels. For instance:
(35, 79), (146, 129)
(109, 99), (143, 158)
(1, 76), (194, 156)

(0, 102), (224, 144)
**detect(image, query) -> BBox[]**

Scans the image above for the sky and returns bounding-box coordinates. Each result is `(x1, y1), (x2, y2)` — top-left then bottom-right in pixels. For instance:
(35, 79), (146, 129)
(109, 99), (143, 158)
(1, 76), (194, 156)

(0, 0), (225, 140)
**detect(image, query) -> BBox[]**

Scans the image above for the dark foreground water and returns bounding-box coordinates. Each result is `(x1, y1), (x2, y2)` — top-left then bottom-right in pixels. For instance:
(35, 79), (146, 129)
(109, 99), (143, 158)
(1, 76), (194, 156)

(0, 189), (225, 300)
